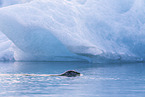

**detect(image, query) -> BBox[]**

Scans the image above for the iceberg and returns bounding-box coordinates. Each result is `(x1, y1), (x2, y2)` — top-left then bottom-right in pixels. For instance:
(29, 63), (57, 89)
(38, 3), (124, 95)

(0, 31), (14, 61)
(0, 0), (145, 63)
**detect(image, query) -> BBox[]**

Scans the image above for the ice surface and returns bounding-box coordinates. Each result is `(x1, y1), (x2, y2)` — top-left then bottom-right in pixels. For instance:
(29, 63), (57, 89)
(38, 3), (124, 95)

(0, 0), (145, 63)
(0, 0), (32, 7)
(0, 31), (14, 61)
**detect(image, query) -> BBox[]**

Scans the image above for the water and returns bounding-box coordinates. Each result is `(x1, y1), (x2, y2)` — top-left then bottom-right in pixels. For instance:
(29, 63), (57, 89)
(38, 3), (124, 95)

(0, 62), (145, 97)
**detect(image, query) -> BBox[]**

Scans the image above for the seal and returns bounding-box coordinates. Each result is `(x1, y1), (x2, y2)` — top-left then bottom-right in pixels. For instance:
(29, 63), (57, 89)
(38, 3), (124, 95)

(59, 70), (81, 77)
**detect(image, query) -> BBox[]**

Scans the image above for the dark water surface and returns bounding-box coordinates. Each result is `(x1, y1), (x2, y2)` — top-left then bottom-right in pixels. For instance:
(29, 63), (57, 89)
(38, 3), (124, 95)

(0, 62), (145, 97)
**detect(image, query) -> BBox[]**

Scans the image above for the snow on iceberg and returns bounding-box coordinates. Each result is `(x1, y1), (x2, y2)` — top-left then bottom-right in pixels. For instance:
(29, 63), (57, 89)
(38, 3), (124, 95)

(0, 0), (145, 63)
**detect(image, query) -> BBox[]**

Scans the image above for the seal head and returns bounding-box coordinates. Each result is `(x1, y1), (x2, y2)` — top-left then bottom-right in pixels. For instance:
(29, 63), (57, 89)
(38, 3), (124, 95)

(60, 70), (81, 77)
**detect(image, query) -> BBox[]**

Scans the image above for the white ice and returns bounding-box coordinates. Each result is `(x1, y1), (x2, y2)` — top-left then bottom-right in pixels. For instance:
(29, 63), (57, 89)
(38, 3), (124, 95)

(0, 0), (145, 63)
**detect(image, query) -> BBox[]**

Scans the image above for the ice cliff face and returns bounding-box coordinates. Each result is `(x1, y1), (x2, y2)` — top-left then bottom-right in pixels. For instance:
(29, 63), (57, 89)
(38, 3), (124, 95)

(0, 0), (145, 63)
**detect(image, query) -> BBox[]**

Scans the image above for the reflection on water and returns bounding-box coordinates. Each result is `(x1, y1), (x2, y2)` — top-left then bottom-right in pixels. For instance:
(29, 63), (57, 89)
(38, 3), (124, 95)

(0, 62), (145, 97)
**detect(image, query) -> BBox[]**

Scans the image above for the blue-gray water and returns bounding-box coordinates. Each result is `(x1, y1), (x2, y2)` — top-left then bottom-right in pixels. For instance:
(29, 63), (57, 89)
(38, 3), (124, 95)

(0, 62), (145, 97)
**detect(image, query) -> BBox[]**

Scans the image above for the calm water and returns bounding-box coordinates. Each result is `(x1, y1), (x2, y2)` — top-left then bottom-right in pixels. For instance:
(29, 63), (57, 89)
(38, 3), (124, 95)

(0, 62), (145, 97)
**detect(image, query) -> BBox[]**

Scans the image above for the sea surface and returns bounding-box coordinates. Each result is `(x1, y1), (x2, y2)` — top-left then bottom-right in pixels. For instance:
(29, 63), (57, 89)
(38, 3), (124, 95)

(0, 61), (145, 97)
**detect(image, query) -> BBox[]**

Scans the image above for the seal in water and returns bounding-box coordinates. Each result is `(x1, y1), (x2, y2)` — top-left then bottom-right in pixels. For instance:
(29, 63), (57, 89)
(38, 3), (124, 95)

(0, 70), (81, 77)
(59, 70), (81, 77)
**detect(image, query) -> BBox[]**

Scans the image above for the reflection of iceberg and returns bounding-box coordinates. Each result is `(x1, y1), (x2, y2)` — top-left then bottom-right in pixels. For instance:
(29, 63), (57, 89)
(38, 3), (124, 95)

(0, 0), (145, 63)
